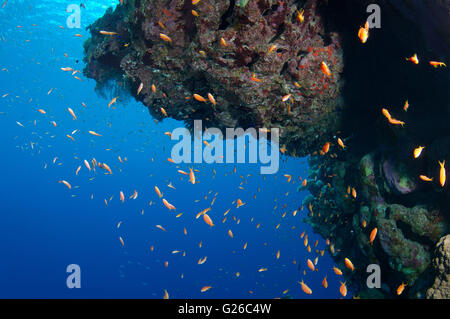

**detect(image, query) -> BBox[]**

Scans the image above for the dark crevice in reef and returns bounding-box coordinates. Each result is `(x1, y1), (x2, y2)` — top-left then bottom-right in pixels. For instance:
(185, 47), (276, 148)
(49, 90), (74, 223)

(182, 0), (198, 41)
(263, 4), (279, 17)
(396, 220), (435, 249)
(219, 0), (236, 30)
(280, 62), (289, 76)
(268, 23), (286, 43)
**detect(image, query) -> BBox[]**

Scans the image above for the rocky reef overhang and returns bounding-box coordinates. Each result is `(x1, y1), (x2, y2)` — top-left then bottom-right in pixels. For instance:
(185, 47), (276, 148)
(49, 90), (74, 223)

(83, 0), (345, 157)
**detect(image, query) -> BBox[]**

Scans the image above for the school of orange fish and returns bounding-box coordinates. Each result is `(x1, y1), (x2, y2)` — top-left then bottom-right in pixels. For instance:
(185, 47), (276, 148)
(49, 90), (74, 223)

(1, 0), (447, 299)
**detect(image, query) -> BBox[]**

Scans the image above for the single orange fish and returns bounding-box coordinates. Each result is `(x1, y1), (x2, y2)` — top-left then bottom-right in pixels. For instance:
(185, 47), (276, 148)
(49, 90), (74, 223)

(162, 198), (176, 210)
(189, 168), (196, 184)
(439, 161), (446, 187)
(203, 214), (214, 227)
(322, 276), (328, 288)
(397, 283), (407, 295)
(299, 280), (312, 295)
(419, 175), (433, 182)
(344, 258), (354, 271)
(160, 33), (172, 42)
(357, 21), (369, 43)
(429, 61), (446, 68)
(333, 266), (343, 275)
(193, 94), (207, 102)
(339, 282), (347, 297)
(406, 54), (419, 64)
(320, 61), (331, 77)
(322, 142), (330, 154)
(369, 227), (377, 244)
(200, 286), (212, 292)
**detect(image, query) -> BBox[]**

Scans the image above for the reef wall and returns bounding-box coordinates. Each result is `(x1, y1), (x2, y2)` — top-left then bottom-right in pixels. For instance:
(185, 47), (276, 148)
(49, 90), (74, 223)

(302, 0), (449, 298)
(426, 235), (450, 298)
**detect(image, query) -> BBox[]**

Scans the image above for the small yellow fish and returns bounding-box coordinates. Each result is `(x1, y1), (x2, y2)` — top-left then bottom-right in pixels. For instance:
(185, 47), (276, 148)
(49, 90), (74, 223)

(439, 161), (446, 187)
(160, 33), (172, 42)
(413, 146), (424, 159)
(406, 54), (419, 64)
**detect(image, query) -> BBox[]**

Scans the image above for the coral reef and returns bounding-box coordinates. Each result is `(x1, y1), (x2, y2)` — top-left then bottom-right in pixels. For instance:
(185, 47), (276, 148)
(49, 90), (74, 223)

(83, 0), (344, 156)
(304, 151), (448, 298)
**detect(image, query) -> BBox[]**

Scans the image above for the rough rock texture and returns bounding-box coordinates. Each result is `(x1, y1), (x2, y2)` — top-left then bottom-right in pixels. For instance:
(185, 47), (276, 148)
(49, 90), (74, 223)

(427, 235), (450, 299)
(83, 0), (344, 156)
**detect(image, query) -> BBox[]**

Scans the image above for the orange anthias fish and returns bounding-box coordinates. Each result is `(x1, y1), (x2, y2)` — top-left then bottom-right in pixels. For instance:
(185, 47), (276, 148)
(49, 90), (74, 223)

(162, 198), (176, 210)
(88, 131), (102, 137)
(306, 259), (316, 271)
(406, 54), (419, 64)
(201, 286), (212, 293)
(351, 187), (357, 199)
(413, 146), (424, 159)
(299, 280), (312, 295)
(250, 73), (262, 82)
(397, 283), (407, 295)
(193, 94), (207, 103)
(189, 168), (196, 184)
(207, 93), (216, 106)
(160, 33), (172, 42)
(99, 30), (118, 36)
(137, 82), (144, 95)
(236, 199), (245, 208)
(268, 44), (277, 53)
(322, 142), (330, 154)
(320, 61), (331, 77)
(282, 94), (291, 102)
(203, 214), (214, 227)
(339, 282), (347, 297)
(369, 227), (378, 244)
(296, 9), (304, 23)
(439, 161), (446, 187)
(403, 100), (409, 112)
(108, 97), (118, 107)
(67, 107), (77, 120)
(155, 186), (163, 198)
(381, 108), (405, 127)
(419, 175), (433, 182)
(344, 258), (355, 271)
(59, 180), (71, 189)
(333, 266), (343, 275)
(429, 61), (446, 68)
(322, 276), (328, 288)
(357, 21), (369, 43)
(156, 224), (167, 232)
